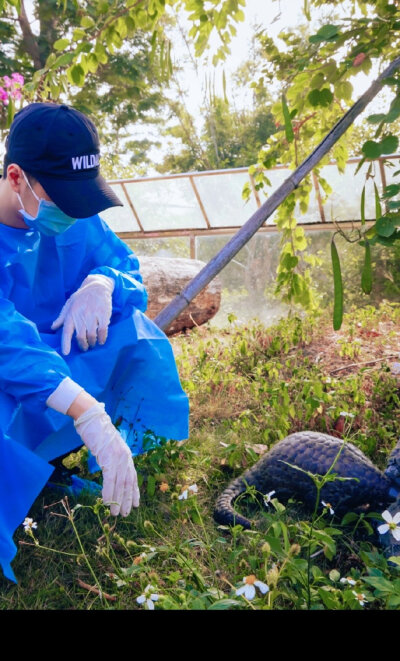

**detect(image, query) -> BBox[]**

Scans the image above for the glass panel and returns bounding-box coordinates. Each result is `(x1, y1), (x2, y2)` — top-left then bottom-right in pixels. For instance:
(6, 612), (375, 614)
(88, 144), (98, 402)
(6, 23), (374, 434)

(124, 236), (190, 259)
(295, 173), (320, 223)
(100, 184), (141, 232)
(124, 178), (207, 231)
(193, 172), (258, 227)
(383, 155), (400, 186)
(260, 167), (287, 225)
(264, 170), (321, 224)
(319, 161), (377, 221)
(196, 232), (288, 327)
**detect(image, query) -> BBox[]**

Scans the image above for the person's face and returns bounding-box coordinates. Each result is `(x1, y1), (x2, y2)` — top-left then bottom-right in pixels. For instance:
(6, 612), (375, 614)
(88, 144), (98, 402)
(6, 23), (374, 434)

(7, 163), (52, 217)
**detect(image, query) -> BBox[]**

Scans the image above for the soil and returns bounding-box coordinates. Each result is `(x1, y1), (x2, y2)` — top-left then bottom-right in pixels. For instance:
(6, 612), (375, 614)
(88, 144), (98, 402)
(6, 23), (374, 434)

(297, 319), (400, 377)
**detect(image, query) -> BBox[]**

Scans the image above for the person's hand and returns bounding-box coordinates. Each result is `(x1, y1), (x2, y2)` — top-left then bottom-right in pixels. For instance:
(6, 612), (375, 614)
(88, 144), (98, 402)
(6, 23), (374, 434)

(51, 274), (115, 355)
(74, 402), (140, 516)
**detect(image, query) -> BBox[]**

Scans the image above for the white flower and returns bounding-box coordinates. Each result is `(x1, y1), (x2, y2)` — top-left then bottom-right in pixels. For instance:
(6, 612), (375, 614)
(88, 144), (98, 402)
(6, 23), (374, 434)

(321, 501), (335, 515)
(263, 490), (276, 507)
(235, 575), (269, 600)
(22, 517), (38, 532)
(340, 576), (356, 586)
(352, 591), (367, 606)
(136, 584), (160, 610)
(377, 510), (400, 541)
(339, 411), (355, 418)
(178, 483), (198, 500)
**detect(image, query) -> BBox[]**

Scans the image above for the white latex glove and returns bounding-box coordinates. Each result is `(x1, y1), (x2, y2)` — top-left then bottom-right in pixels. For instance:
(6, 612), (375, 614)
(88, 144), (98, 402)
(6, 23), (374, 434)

(74, 402), (140, 516)
(51, 274), (115, 355)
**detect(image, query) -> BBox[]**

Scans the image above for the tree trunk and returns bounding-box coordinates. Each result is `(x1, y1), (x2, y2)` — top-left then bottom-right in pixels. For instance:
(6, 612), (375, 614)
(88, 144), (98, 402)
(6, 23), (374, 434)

(139, 256), (221, 335)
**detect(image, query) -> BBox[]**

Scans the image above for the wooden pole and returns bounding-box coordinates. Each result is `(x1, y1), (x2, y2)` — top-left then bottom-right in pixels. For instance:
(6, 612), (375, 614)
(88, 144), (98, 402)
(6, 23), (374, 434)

(154, 56), (400, 331)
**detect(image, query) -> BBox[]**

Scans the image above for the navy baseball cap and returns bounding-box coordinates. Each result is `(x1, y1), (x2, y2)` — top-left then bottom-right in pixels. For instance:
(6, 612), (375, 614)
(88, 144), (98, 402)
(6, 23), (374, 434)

(4, 102), (122, 217)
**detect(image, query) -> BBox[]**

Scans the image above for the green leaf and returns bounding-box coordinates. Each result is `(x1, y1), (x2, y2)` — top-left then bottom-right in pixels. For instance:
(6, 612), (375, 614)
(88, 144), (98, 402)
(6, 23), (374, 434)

(281, 94), (294, 143)
(309, 24), (340, 43)
(362, 576), (395, 593)
(53, 38), (69, 51)
(367, 113), (387, 124)
(293, 227), (307, 250)
(331, 238), (343, 331)
(52, 52), (75, 69)
(383, 184), (400, 198)
(308, 87), (333, 107)
(335, 81), (352, 101)
(340, 512), (359, 525)
(375, 216), (397, 237)
(23, 82), (35, 93)
(386, 107), (400, 123)
(318, 587), (339, 609)
(354, 156), (366, 175)
(67, 64), (85, 86)
(374, 183), (382, 219)
(310, 72), (325, 90)
(319, 89), (334, 106)
(94, 42), (108, 64)
(49, 83), (60, 99)
(97, 0), (109, 13)
(125, 15), (136, 33)
(81, 16), (95, 29)
(116, 16), (128, 39)
(362, 140), (381, 159)
(380, 134), (399, 155)
(79, 55), (88, 74)
(329, 569), (340, 582)
(73, 28), (86, 41)
(308, 89), (321, 107)
(375, 232), (400, 246)
(361, 240), (372, 294)
(208, 599), (241, 610)
(86, 53), (98, 74)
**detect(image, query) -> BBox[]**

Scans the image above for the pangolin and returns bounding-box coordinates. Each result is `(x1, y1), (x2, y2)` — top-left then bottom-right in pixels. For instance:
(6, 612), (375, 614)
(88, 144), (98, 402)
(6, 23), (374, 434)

(214, 431), (400, 532)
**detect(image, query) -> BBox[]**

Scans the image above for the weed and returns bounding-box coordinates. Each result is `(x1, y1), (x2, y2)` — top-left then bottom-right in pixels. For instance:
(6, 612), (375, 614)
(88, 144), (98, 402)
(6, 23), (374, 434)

(3, 303), (400, 609)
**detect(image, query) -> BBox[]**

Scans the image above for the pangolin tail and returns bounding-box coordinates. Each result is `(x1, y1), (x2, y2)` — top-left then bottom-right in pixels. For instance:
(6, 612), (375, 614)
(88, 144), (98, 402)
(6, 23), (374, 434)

(213, 477), (252, 529)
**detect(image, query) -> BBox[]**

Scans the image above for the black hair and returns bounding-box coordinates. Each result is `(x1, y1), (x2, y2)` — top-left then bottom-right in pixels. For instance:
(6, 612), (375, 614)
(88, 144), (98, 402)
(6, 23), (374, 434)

(2, 155), (36, 184)
(2, 155), (9, 179)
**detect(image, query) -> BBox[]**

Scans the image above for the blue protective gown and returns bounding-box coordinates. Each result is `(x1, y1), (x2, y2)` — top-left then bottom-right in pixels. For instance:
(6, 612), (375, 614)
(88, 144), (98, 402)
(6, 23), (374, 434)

(0, 214), (189, 582)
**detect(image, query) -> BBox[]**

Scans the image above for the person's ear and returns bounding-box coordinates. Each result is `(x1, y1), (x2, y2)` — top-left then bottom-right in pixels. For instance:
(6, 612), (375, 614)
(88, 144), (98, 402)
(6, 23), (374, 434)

(7, 164), (24, 192)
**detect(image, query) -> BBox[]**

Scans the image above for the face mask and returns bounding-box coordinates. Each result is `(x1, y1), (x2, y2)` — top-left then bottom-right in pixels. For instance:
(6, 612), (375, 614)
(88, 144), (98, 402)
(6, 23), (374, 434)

(17, 172), (77, 236)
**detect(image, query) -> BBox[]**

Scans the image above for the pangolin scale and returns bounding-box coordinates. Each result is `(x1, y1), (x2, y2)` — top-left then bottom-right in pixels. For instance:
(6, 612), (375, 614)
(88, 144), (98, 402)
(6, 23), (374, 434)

(214, 431), (400, 529)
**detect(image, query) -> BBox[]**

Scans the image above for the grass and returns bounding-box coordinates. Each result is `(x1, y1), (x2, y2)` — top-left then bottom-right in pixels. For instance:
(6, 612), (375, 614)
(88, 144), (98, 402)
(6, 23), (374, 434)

(2, 302), (400, 609)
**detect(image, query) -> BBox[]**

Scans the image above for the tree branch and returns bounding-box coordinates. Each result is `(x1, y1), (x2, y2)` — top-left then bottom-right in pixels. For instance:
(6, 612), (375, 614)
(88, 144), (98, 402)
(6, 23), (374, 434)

(17, 0), (42, 70)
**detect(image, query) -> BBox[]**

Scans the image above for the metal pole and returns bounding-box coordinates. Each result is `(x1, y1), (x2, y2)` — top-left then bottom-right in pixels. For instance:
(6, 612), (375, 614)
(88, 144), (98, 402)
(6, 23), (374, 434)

(154, 56), (400, 331)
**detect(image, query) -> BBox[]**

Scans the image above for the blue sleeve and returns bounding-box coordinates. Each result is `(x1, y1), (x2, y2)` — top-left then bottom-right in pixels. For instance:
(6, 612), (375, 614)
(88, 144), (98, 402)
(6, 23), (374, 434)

(84, 216), (148, 314)
(0, 290), (71, 413)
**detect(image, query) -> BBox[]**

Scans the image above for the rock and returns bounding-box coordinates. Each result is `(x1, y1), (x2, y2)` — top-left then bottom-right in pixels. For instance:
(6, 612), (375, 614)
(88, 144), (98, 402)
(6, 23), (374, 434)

(138, 255), (222, 335)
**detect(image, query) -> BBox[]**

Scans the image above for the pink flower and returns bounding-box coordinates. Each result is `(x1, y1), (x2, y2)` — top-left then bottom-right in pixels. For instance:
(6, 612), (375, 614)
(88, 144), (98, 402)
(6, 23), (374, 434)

(11, 72), (24, 85)
(11, 88), (22, 100)
(3, 75), (12, 88)
(0, 86), (9, 105)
